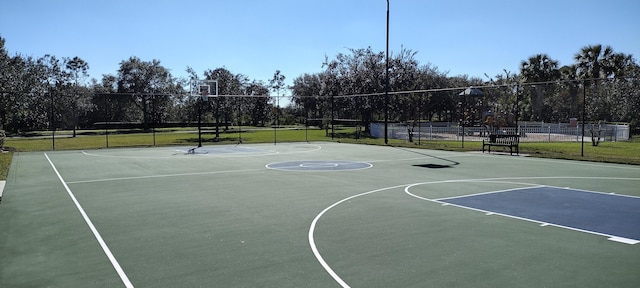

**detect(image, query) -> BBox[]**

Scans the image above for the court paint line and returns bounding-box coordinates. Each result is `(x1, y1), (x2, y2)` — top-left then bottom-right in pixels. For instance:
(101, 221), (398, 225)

(609, 237), (640, 245)
(44, 153), (134, 288)
(366, 153), (475, 164)
(496, 153), (640, 171)
(308, 183), (410, 288)
(434, 185), (547, 201)
(266, 161), (373, 172)
(310, 176), (640, 286)
(80, 144), (323, 159)
(66, 168), (265, 184)
(427, 192), (640, 244)
(404, 178), (640, 244)
(553, 185), (640, 199)
(81, 150), (280, 159)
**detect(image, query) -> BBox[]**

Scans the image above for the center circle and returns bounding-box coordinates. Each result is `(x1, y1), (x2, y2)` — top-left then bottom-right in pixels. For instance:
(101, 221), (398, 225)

(266, 160), (373, 172)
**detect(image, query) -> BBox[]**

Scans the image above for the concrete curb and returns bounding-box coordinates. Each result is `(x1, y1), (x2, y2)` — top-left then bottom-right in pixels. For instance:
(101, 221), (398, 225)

(0, 180), (5, 203)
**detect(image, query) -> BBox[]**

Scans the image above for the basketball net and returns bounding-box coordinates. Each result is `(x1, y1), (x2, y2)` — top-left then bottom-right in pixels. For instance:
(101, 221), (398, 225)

(199, 85), (209, 102)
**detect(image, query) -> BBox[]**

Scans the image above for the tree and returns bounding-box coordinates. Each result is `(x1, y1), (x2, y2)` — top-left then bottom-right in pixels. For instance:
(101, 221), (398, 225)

(245, 80), (270, 126)
(64, 56), (89, 136)
(574, 45), (637, 122)
(556, 65), (581, 120)
(574, 44), (614, 80)
(318, 47), (386, 132)
(0, 36), (18, 132)
(40, 54), (74, 134)
(114, 57), (177, 130)
(269, 70), (286, 128)
(520, 54), (560, 121)
(484, 70), (521, 128)
(205, 67), (248, 129)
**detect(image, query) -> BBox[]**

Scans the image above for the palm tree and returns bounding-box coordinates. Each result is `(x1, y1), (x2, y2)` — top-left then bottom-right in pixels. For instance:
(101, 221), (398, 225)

(574, 44), (615, 80)
(520, 54), (560, 121)
(573, 45), (635, 122)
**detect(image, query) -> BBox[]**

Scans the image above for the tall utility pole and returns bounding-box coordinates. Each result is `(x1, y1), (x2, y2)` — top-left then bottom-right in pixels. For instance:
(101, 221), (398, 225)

(384, 0), (390, 144)
(581, 80), (586, 156)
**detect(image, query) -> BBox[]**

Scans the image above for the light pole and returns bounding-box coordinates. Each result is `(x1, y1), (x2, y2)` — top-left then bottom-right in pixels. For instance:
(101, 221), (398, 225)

(581, 80), (586, 156)
(384, 0), (390, 144)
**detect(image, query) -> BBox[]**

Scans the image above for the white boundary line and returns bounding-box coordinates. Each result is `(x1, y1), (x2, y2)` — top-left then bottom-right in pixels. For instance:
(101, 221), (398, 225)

(434, 185), (547, 201)
(266, 160), (373, 172)
(44, 153), (134, 288)
(310, 176), (640, 287)
(500, 154), (640, 171)
(405, 178), (640, 244)
(66, 168), (264, 184)
(80, 143), (323, 159)
(308, 184), (409, 288)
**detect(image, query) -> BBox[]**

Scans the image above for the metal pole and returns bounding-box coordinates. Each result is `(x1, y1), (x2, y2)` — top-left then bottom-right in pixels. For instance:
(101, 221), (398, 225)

(418, 95), (422, 145)
(331, 94), (335, 140)
(461, 95), (465, 148)
(104, 93), (109, 148)
(198, 96), (202, 147)
(50, 90), (55, 150)
(384, 0), (390, 144)
(515, 83), (519, 136)
(152, 95), (156, 146)
(215, 96), (220, 140)
(274, 96), (277, 145)
(238, 97), (242, 144)
(581, 80), (586, 156)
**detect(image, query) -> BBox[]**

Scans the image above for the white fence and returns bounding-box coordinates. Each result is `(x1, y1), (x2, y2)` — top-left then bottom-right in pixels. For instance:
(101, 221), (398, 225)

(370, 122), (630, 142)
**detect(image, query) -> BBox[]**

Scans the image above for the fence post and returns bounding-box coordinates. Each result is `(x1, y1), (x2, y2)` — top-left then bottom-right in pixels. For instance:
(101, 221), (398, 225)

(429, 125), (432, 140)
(548, 126), (551, 142)
(518, 125), (521, 137)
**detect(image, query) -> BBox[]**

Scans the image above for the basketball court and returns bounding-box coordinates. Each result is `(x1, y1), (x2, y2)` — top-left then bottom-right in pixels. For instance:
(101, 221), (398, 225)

(1, 142), (639, 287)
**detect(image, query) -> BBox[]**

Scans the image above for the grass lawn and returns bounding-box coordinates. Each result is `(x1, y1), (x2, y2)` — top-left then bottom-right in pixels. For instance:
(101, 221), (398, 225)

(1, 127), (638, 180)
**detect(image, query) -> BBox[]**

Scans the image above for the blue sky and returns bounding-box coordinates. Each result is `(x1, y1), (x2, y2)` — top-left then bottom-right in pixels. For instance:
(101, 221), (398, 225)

(2, 0), (639, 93)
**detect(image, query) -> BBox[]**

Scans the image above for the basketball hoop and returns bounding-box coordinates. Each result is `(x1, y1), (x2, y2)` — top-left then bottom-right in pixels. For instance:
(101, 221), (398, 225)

(199, 85), (210, 102)
(190, 79), (219, 100)
(188, 79), (218, 148)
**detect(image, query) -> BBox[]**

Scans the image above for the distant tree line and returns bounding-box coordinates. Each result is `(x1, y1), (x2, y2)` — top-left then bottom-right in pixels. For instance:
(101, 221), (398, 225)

(1, 35), (639, 136)
(290, 46), (640, 133)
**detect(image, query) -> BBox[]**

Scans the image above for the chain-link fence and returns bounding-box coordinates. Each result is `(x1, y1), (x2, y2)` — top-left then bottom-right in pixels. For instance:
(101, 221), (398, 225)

(371, 122), (630, 143)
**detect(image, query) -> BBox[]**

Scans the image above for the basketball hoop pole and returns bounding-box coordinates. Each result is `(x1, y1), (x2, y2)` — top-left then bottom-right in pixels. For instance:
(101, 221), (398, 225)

(191, 79), (217, 148)
(198, 96), (203, 147)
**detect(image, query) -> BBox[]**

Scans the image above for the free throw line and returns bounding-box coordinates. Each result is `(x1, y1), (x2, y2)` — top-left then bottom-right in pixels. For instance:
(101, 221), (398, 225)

(45, 153), (134, 288)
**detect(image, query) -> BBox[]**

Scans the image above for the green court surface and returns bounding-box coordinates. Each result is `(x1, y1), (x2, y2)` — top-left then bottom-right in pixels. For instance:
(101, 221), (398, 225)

(1, 142), (639, 287)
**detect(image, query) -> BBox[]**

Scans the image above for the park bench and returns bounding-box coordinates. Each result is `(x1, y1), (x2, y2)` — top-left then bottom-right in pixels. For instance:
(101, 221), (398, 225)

(482, 134), (520, 155)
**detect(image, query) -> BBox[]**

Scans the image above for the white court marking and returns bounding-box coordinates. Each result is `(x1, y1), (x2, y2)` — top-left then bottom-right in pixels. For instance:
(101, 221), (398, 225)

(81, 144), (322, 159)
(66, 168), (264, 184)
(267, 160), (373, 172)
(45, 153), (134, 288)
(309, 176), (640, 288)
(300, 162), (338, 168)
(406, 180), (640, 244)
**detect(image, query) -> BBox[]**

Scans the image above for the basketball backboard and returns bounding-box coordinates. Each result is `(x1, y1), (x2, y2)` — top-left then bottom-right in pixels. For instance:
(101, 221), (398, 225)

(190, 79), (218, 101)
